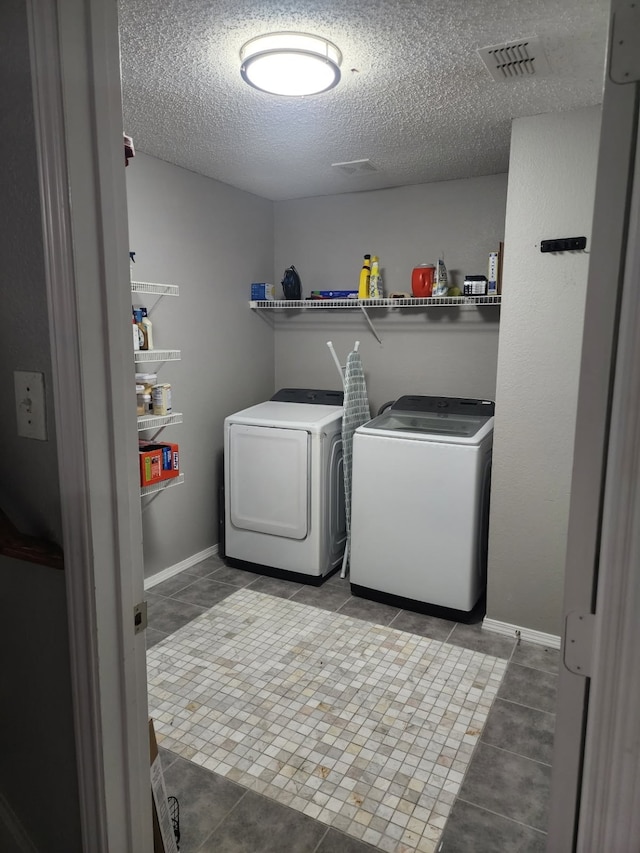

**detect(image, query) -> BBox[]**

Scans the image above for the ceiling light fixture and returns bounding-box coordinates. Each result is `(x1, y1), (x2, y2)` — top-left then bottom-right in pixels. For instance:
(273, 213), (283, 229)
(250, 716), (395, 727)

(240, 32), (342, 97)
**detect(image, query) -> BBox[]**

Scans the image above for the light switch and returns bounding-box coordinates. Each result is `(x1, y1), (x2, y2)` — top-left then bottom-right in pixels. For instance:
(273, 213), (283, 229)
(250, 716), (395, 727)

(14, 371), (47, 440)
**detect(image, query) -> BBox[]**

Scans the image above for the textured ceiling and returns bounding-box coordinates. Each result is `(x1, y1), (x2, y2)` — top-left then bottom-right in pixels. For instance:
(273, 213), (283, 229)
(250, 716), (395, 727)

(118, 0), (609, 201)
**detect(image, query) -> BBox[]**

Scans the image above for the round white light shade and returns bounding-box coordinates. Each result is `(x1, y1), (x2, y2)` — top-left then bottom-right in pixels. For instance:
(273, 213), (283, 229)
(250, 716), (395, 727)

(240, 32), (342, 97)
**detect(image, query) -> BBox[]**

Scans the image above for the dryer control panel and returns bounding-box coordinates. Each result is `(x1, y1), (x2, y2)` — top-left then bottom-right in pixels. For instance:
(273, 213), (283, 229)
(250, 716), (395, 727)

(271, 388), (344, 406)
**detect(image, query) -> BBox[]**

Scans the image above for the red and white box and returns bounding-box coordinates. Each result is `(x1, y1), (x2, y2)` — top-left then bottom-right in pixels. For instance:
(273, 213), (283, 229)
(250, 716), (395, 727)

(139, 440), (179, 487)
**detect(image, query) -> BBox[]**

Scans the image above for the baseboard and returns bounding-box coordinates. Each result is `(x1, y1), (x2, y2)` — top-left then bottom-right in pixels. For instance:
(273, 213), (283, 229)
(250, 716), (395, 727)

(144, 544), (219, 590)
(482, 617), (561, 649)
(0, 793), (39, 853)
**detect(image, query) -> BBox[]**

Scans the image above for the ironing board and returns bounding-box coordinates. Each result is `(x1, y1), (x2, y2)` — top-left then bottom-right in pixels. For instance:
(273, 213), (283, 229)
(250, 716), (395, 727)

(327, 342), (371, 578)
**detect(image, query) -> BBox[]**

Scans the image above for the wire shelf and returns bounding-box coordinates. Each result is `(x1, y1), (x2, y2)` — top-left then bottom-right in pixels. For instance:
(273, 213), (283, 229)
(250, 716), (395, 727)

(250, 295), (502, 309)
(134, 349), (181, 363)
(140, 473), (184, 498)
(131, 281), (179, 297)
(137, 413), (183, 432)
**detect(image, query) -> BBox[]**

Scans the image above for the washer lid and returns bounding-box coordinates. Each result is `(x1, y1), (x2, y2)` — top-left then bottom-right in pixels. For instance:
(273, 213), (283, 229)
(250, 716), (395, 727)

(359, 409), (494, 443)
(226, 401), (343, 431)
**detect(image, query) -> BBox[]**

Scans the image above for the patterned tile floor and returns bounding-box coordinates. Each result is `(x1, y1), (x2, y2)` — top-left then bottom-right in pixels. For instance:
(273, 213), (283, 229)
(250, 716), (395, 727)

(147, 556), (557, 852)
(148, 589), (506, 853)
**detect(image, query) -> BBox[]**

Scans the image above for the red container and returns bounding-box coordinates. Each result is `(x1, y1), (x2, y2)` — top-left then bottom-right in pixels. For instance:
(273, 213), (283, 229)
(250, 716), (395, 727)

(411, 264), (435, 297)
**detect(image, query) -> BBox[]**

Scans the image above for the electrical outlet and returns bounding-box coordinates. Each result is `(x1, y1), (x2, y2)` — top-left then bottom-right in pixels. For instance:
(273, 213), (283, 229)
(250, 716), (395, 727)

(14, 371), (47, 440)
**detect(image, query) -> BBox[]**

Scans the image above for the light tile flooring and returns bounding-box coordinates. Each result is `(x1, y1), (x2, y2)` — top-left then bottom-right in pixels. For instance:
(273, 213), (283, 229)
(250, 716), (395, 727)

(147, 556), (557, 852)
(149, 589), (506, 853)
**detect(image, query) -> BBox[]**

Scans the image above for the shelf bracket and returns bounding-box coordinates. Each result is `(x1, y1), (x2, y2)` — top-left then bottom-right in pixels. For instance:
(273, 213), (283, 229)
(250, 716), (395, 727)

(360, 305), (383, 345)
(131, 281), (180, 315)
(141, 299), (161, 317)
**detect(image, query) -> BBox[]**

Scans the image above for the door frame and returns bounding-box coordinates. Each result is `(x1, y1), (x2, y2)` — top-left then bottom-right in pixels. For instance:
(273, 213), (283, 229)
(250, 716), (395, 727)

(25, 0), (640, 849)
(548, 0), (640, 847)
(27, 0), (151, 849)
(576, 84), (640, 850)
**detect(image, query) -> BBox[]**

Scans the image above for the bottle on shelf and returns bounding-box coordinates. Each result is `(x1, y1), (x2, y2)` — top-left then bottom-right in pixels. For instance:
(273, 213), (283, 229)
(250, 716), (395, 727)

(358, 254), (371, 299)
(136, 387), (151, 416)
(133, 305), (153, 350)
(152, 383), (172, 415)
(133, 315), (140, 351)
(141, 307), (153, 350)
(136, 373), (157, 414)
(433, 258), (449, 296)
(369, 256), (383, 298)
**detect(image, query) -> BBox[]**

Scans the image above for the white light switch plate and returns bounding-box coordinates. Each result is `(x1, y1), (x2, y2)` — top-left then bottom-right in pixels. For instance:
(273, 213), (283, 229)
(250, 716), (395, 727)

(14, 371), (47, 440)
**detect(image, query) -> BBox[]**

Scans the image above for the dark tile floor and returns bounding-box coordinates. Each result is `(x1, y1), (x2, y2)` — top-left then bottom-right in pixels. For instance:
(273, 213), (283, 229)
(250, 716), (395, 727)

(147, 555), (558, 852)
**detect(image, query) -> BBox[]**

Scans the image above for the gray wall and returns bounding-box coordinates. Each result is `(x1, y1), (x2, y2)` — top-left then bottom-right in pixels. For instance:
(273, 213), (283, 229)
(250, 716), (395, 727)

(0, 1), (82, 848)
(487, 106), (602, 635)
(126, 154), (275, 576)
(273, 175), (507, 413)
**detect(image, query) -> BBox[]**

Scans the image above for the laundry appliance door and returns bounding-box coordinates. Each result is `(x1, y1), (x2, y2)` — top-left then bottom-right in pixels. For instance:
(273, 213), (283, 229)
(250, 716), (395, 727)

(228, 424), (309, 539)
(361, 408), (493, 443)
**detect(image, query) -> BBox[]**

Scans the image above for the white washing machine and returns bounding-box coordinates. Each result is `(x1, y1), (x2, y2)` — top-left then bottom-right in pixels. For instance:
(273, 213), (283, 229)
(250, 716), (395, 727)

(224, 389), (346, 582)
(349, 396), (494, 619)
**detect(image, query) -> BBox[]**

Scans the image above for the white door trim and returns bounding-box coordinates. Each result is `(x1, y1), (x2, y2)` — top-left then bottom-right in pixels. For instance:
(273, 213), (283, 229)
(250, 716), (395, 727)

(548, 0), (640, 853)
(577, 97), (640, 851)
(546, 1), (640, 844)
(27, 1), (151, 850)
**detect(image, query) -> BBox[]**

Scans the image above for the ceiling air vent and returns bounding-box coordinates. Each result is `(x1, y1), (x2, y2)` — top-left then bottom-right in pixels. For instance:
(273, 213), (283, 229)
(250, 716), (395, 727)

(478, 37), (552, 81)
(331, 159), (378, 176)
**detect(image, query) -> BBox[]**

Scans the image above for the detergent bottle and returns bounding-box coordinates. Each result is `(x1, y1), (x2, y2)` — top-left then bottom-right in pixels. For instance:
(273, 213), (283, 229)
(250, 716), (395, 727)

(358, 254), (371, 299)
(369, 256), (383, 298)
(140, 307), (153, 350)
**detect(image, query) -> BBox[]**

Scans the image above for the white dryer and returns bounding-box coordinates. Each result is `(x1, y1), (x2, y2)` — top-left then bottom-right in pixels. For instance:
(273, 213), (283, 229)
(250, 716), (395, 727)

(224, 389), (346, 582)
(349, 396), (494, 620)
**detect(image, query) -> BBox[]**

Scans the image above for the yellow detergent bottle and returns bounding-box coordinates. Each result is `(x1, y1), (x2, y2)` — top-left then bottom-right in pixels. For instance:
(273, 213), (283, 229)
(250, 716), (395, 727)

(359, 254), (371, 299)
(369, 256), (383, 298)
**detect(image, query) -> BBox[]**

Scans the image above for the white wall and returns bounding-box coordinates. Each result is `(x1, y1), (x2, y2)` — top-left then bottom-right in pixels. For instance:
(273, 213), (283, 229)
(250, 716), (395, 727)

(487, 106), (602, 635)
(0, 1), (82, 848)
(273, 175), (507, 413)
(126, 154), (275, 577)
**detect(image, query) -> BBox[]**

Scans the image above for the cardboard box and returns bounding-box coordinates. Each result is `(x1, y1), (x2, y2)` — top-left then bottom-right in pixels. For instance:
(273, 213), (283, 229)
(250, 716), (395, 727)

(309, 290), (359, 299)
(463, 276), (488, 296)
(487, 252), (499, 295)
(149, 719), (179, 853)
(251, 282), (275, 300)
(139, 440), (179, 487)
